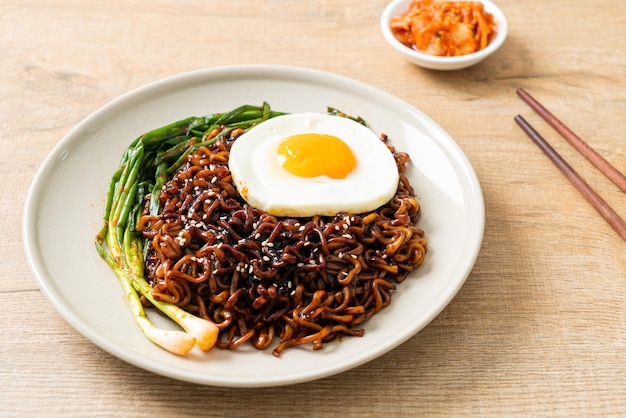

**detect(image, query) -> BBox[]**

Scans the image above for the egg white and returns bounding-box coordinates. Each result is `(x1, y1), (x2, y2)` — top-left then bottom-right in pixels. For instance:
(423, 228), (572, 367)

(228, 112), (400, 217)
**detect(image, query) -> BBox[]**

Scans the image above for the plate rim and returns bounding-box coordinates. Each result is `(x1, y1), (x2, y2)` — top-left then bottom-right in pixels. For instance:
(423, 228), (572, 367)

(22, 64), (485, 387)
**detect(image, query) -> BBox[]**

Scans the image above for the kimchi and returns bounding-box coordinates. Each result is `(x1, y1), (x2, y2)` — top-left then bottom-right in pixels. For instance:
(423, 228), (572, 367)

(389, 0), (497, 57)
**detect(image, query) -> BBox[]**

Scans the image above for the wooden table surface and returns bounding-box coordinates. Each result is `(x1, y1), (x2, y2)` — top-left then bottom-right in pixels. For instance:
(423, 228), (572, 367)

(2, 0), (625, 416)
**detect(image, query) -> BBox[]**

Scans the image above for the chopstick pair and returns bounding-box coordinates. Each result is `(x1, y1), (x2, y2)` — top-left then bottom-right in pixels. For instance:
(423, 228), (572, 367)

(514, 88), (626, 242)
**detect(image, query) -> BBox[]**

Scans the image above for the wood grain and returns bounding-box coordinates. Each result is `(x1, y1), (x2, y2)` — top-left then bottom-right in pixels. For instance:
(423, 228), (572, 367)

(2, 0), (626, 416)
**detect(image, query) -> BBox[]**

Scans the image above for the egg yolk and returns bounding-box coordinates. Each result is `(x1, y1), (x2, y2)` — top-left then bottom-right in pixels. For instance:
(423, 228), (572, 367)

(277, 133), (357, 179)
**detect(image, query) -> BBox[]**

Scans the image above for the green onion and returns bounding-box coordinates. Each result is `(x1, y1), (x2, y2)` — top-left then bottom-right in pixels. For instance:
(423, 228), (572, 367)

(95, 103), (285, 355)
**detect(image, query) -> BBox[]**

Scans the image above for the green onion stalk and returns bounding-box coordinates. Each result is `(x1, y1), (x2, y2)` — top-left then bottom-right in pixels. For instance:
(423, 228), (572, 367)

(95, 103), (285, 355)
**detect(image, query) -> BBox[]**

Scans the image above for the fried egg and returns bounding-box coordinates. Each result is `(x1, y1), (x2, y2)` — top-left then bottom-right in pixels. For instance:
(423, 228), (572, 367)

(228, 112), (399, 217)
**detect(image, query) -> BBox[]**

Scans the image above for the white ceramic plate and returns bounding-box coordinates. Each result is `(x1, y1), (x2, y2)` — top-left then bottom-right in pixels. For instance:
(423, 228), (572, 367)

(23, 65), (484, 387)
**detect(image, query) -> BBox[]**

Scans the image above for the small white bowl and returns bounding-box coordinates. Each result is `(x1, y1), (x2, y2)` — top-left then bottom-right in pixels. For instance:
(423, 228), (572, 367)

(380, 0), (508, 71)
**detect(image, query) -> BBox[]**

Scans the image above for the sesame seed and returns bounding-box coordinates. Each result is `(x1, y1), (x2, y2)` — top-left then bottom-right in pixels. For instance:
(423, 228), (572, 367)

(211, 176), (217, 183)
(298, 226), (305, 232)
(254, 233), (261, 239)
(297, 263), (304, 267)
(262, 256), (270, 262)
(338, 252), (343, 259)
(351, 254), (358, 259)
(342, 234), (352, 239)
(248, 266), (254, 274)
(266, 242), (274, 248)
(287, 281), (292, 289)
(342, 224), (348, 230)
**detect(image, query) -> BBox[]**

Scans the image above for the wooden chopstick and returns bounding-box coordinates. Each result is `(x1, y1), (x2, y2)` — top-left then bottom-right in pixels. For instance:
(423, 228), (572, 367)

(517, 87), (626, 194)
(514, 114), (626, 242)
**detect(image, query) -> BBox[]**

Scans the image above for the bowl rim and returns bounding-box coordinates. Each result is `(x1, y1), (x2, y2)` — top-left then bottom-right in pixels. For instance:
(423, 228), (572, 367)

(380, 0), (509, 65)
